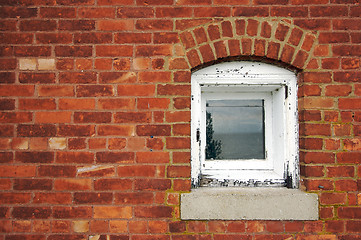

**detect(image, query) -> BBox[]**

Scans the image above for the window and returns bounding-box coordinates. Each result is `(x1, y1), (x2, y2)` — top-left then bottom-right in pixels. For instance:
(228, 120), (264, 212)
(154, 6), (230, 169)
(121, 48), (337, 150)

(191, 61), (299, 188)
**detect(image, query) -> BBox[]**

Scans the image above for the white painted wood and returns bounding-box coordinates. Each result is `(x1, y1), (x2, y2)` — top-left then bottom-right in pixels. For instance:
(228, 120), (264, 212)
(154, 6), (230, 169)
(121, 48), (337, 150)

(191, 61), (298, 188)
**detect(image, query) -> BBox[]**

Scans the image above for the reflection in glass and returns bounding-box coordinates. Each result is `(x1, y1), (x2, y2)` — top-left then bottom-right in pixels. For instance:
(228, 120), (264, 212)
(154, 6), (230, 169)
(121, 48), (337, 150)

(206, 100), (265, 160)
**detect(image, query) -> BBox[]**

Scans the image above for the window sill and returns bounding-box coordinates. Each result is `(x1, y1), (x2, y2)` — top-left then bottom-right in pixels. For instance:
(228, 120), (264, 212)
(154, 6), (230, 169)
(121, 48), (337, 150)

(180, 187), (318, 220)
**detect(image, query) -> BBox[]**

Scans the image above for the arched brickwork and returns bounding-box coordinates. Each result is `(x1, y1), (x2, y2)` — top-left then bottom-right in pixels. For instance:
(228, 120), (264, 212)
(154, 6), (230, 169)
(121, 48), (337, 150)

(178, 18), (318, 71)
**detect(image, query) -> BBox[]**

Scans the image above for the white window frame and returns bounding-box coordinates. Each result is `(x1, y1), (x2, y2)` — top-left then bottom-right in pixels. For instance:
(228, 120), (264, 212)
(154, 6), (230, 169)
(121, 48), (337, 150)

(191, 61), (299, 188)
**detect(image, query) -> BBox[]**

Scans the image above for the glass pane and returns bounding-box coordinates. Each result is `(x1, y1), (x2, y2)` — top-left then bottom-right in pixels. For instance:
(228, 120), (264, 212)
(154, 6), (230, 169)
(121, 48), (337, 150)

(206, 99), (265, 160)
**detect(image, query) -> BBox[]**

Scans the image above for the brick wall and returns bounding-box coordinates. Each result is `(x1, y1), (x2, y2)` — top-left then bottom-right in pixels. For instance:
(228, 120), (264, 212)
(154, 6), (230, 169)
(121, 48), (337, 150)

(0, 0), (360, 239)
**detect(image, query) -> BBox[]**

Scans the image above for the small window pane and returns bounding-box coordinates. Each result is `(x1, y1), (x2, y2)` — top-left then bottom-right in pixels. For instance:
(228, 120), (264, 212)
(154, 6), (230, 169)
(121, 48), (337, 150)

(206, 100), (265, 160)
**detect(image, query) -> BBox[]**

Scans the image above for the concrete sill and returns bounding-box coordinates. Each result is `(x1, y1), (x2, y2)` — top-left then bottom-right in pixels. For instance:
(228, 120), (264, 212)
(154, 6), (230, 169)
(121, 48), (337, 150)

(180, 187), (318, 220)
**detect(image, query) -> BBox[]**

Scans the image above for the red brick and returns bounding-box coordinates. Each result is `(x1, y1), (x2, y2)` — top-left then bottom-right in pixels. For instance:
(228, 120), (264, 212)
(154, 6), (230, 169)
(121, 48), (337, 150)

(166, 137), (190, 149)
(324, 111), (338, 122)
(310, 6), (348, 17)
(325, 85), (351, 96)
(134, 206), (172, 218)
(186, 49), (201, 68)
(114, 192), (153, 205)
(77, 85), (114, 97)
(114, 33), (151, 44)
(57, 125), (95, 137)
(136, 19), (173, 31)
(341, 58), (360, 70)
(135, 178), (171, 191)
(198, 44), (215, 63)
(53, 206), (92, 219)
(156, 7), (192, 18)
(37, 33), (72, 44)
(18, 99), (55, 110)
(158, 84), (190, 96)
(138, 72), (171, 83)
(335, 72), (361, 83)
(55, 46), (92, 57)
(300, 165), (324, 177)
(14, 179), (52, 191)
(327, 166), (354, 178)
(94, 179), (132, 191)
(284, 221), (304, 232)
(96, 45), (133, 57)
(233, 7), (269, 17)
(304, 221), (323, 232)
(280, 44), (295, 64)
(304, 179), (334, 191)
(320, 207), (334, 219)
(19, 73), (56, 84)
(138, 98), (170, 110)
(51, 220), (71, 233)
(136, 152), (169, 163)
(94, 206), (132, 219)
(320, 193), (347, 205)
(38, 165), (76, 177)
(169, 58), (188, 70)
(300, 152), (334, 164)
(214, 40), (228, 58)
(265, 221), (283, 233)
(333, 45), (361, 57)
(59, 20), (95, 31)
(325, 220), (344, 233)
(118, 165), (156, 177)
(275, 23), (289, 41)
(167, 165), (190, 178)
(346, 221), (361, 233)
(54, 179), (92, 191)
(336, 180), (358, 191)
(0, 33), (33, 44)
(0, 112), (32, 124)
(20, 20), (56, 31)
(136, 125), (171, 136)
(146, 138), (164, 150)
(295, 18), (331, 30)
(33, 193), (72, 204)
(56, 152), (93, 164)
(168, 221), (186, 233)
(154, 32), (179, 44)
(0, 6), (38, 17)
(0, 58), (16, 70)
(0, 165), (35, 178)
(292, 50), (309, 69)
(194, 7), (230, 17)
(114, 112), (151, 124)
(0, 193), (31, 204)
(254, 0), (287, 3)
(136, 45), (172, 57)
(339, 208), (361, 219)
(96, 152), (134, 164)
(74, 192), (113, 204)
(299, 123), (331, 136)
(117, 6), (154, 18)
(36, 112), (71, 124)
(299, 85), (321, 97)
(180, 31), (196, 49)
(0, 72), (15, 84)
(271, 6), (308, 17)
(12, 207), (51, 219)
(40, 7), (75, 18)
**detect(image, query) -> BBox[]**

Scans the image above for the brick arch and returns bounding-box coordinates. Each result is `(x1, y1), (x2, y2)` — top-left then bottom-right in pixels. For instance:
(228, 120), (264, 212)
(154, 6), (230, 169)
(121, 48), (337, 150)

(178, 18), (318, 70)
